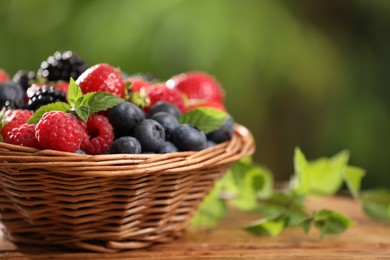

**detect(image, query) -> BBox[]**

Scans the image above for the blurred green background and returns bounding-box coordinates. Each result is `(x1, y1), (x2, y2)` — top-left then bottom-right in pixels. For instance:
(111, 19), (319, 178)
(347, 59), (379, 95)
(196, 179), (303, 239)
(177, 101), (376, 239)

(0, 0), (389, 188)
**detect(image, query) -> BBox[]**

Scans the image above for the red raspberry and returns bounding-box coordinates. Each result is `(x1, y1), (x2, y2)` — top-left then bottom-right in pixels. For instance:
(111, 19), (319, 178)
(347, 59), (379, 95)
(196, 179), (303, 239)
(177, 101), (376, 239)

(1, 109), (33, 139)
(5, 123), (41, 149)
(183, 100), (226, 113)
(80, 114), (114, 155)
(76, 64), (125, 98)
(167, 71), (224, 104)
(133, 83), (185, 112)
(35, 111), (85, 152)
(0, 69), (10, 83)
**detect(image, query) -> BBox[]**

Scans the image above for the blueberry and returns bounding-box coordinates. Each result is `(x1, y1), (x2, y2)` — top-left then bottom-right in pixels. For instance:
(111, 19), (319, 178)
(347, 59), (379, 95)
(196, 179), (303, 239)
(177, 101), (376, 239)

(133, 119), (165, 152)
(207, 117), (234, 144)
(148, 101), (181, 119)
(74, 149), (86, 154)
(206, 140), (216, 148)
(172, 124), (207, 151)
(107, 102), (145, 138)
(0, 81), (25, 109)
(150, 112), (179, 140)
(109, 136), (142, 154)
(159, 141), (178, 153)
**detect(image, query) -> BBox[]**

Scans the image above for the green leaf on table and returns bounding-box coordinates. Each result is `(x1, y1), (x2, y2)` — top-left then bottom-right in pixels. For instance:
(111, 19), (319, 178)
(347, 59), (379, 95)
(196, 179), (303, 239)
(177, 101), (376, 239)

(244, 218), (285, 236)
(228, 159), (273, 211)
(179, 108), (229, 133)
(292, 148), (349, 196)
(313, 209), (354, 238)
(362, 188), (390, 221)
(342, 166), (365, 199)
(191, 180), (227, 228)
(27, 102), (71, 124)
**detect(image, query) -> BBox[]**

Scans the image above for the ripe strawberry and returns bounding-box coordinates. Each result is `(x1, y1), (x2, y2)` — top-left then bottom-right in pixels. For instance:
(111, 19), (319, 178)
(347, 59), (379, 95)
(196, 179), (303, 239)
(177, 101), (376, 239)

(76, 64), (125, 98)
(126, 76), (151, 93)
(167, 71), (224, 104)
(54, 81), (69, 93)
(132, 83), (185, 112)
(0, 69), (10, 83)
(183, 100), (226, 113)
(80, 114), (114, 155)
(35, 111), (85, 152)
(5, 123), (41, 149)
(1, 109), (33, 139)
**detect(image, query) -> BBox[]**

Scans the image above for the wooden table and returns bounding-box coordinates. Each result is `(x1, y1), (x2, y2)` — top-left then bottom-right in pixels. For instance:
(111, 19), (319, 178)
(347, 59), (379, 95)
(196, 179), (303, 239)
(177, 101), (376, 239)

(1, 196), (389, 259)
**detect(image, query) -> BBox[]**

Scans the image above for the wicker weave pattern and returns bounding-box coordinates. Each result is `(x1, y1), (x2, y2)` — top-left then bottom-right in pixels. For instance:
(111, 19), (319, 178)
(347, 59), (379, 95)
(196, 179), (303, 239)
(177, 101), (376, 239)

(0, 125), (254, 252)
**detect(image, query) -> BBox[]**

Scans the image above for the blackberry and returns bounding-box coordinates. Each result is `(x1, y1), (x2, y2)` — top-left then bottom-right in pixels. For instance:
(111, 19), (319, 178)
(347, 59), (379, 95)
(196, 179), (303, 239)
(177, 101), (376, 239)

(38, 51), (88, 81)
(0, 82), (25, 109)
(12, 70), (36, 91)
(28, 85), (67, 111)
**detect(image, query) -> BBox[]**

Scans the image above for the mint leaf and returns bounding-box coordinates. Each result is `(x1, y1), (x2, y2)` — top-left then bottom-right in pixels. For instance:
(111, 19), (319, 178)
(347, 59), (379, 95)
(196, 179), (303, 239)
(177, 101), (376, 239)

(362, 189), (390, 221)
(313, 210), (354, 238)
(67, 78), (83, 107)
(179, 108), (229, 133)
(292, 148), (350, 196)
(245, 218), (285, 236)
(75, 105), (90, 122)
(291, 147), (310, 194)
(87, 92), (124, 114)
(230, 161), (273, 211)
(191, 180), (227, 228)
(343, 166), (365, 199)
(27, 102), (71, 124)
(300, 217), (313, 234)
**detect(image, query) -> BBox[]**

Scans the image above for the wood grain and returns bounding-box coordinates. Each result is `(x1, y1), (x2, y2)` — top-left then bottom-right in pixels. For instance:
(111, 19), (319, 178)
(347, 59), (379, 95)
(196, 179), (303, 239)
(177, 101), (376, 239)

(1, 196), (389, 259)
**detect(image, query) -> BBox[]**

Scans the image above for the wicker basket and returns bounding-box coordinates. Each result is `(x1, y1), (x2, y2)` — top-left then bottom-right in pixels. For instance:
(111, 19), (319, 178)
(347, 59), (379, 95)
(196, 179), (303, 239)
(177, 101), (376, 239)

(0, 124), (254, 252)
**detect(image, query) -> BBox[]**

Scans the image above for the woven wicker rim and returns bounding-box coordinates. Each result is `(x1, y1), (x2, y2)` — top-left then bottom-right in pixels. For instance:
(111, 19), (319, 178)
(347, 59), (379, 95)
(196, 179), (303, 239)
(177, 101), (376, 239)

(0, 124), (254, 177)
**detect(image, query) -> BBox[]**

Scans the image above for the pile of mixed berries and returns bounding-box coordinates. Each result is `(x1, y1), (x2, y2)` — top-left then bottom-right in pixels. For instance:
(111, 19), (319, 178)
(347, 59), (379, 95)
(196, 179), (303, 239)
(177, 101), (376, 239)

(0, 51), (234, 155)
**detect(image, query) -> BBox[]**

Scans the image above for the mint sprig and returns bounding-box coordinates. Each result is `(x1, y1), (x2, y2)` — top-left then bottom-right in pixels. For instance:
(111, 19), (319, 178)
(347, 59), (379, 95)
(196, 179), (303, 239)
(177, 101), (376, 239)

(192, 148), (366, 238)
(180, 108), (229, 133)
(27, 78), (124, 123)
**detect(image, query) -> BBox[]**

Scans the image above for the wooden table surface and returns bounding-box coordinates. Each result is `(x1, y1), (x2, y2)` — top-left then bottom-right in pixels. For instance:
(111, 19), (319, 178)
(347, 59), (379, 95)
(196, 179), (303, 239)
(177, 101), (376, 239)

(1, 196), (389, 259)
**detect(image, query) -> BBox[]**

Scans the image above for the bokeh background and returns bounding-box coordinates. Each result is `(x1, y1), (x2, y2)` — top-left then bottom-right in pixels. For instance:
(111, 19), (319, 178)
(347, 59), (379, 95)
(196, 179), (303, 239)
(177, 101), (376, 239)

(0, 0), (389, 188)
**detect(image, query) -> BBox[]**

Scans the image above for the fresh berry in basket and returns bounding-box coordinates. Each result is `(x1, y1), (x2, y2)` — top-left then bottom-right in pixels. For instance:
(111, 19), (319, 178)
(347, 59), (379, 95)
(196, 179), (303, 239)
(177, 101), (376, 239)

(167, 71), (224, 105)
(107, 101), (145, 138)
(131, 82), (185, 112)
(207, 116), (235, 144)
(35, 111), (86, 152)
(0, 81), (25, 109)
(183, 99), (226, 113)
(0, 69), (10, 83)
(133, 119), (166, 152)
(1, 109), (33, 139)
(38, 50), (88, 82)
(4, 123), (41, 148)
(148, 101), (181, 119)
(12, 70), (37, 91)
(109, 136), (142, 154)
(27, 84), (67, 111)
(159, 141), (178, 153)
(80, 113), (114, 155)
(149, 112), (179, 141)
(76, 63), (125, 98)
(172, 124), (207, 151)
